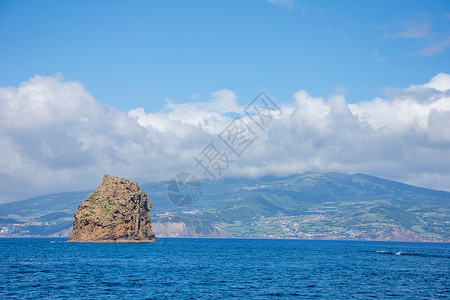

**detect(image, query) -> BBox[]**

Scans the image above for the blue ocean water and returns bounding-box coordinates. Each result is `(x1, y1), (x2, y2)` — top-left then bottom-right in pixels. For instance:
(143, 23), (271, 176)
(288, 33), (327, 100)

(0, 238), (448, 299)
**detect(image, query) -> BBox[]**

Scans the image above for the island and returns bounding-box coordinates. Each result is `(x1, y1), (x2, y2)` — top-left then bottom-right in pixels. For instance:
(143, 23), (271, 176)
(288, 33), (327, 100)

(68, 174), (156, 243)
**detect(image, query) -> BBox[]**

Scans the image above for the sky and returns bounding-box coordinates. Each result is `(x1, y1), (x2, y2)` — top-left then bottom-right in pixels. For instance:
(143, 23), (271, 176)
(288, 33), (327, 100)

(0, 0), (449, 203)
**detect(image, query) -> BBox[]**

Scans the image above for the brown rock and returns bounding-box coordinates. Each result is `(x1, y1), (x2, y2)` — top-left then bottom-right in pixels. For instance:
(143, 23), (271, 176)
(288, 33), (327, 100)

(68, 174), (156, 243)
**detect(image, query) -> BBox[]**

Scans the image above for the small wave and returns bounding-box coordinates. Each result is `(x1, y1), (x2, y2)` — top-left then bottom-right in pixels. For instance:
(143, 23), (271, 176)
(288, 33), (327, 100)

(362, 250), (450, 259)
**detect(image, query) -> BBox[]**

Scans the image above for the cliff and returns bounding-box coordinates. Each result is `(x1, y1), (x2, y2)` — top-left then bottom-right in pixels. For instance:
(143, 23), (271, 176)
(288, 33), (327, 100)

(68, 175), (156, 243)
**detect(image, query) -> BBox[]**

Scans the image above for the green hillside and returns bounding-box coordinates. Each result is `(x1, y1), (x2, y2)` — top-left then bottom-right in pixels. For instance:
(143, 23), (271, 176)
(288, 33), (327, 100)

(0, 173), (449, 241)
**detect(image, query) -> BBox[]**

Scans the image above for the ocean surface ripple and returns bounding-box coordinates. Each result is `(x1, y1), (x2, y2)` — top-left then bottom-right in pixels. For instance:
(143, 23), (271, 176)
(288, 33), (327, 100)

(0, 238), (448, 299)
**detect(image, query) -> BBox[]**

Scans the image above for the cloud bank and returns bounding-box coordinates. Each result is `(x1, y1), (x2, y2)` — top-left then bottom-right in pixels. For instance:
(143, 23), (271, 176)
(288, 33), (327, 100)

(0, 73), (449, 203)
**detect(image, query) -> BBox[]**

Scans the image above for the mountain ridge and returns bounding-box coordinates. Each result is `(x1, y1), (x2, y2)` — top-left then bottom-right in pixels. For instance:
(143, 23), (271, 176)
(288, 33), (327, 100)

(0, 172), (448, 242)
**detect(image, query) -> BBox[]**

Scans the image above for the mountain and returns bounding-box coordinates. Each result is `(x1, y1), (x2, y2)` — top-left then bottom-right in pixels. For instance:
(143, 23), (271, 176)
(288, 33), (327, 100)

(0, 173), (449, 242)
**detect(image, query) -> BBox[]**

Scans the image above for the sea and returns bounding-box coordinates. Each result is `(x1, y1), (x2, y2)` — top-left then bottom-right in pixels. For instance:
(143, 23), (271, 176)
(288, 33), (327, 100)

(0, 238), (448, 299)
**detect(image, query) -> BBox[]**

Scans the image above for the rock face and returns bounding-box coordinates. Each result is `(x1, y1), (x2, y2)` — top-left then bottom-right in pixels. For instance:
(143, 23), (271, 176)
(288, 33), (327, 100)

(151, 221), (232, 238)
(68, 175), (156, 243)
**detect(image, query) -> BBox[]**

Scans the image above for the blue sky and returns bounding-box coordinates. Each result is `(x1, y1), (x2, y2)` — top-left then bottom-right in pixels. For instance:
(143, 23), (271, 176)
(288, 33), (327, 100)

(1, 0), (450, 203)
(1, 0), (449, 111)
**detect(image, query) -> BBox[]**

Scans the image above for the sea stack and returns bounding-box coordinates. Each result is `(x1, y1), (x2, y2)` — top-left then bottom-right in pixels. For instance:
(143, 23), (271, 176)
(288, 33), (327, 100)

(68, 175), (156, 243)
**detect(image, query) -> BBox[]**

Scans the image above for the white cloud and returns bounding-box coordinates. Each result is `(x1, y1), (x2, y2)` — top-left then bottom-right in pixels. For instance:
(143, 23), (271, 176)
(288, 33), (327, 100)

(0, 73), (450, 203)
(413, 72), (450, 92)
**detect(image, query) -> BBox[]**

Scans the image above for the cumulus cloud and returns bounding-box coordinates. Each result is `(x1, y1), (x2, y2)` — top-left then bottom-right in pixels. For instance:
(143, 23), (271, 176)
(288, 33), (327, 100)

(0, 73), (449, 203)
(0, 74), (153, 202)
